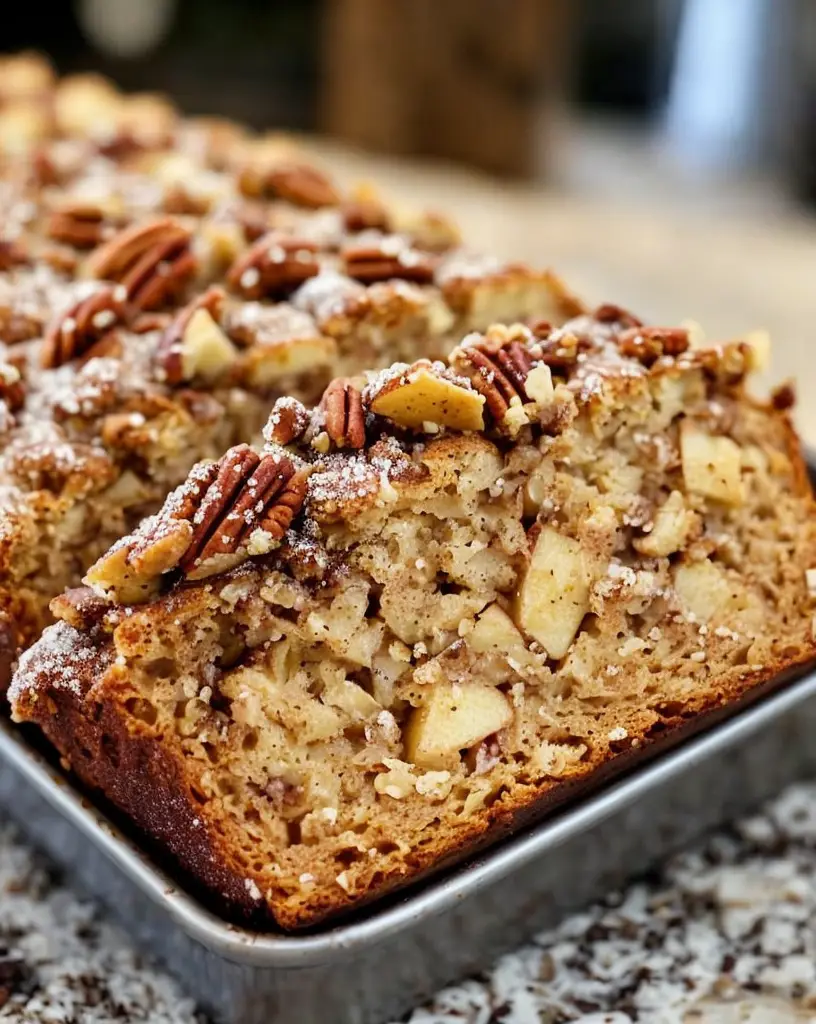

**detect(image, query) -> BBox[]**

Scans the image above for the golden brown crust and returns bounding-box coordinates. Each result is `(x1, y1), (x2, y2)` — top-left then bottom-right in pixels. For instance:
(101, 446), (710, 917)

(16, 620), (816, 929)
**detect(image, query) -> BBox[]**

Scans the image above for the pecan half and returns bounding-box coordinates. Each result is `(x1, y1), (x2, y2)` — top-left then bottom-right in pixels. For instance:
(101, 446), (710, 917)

(226, 233), (320, 299)
(264, 396), (311, 446)
(85, 217), (196, 311)
(240, 162), (340, 208)
(320, 378), (366, 449)
(617, 326), (689, 366)
(452, 340), (534, 424)
(177, 445), (307, 576)
(343, 238), (435, 285)
(41, 286), (128, 368)
(154, 286), (226, 384)
(46, 202), (111, 249)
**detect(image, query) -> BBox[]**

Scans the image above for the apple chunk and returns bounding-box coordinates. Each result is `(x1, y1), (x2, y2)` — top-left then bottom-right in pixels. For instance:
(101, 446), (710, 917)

(180, 308), (238, 382)
(369, 367), (485, 431)
(515, 527), (590, 659)
(404, 683), (512, 769)
(680, 422), (743, 505)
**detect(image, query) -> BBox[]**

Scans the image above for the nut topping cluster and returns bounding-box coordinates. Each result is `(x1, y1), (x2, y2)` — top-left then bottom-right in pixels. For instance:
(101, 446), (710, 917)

(85, 444), (309, 602)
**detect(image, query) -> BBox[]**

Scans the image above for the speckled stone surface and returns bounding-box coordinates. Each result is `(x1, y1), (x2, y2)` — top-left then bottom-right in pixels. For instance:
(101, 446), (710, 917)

(2, 783), (816, 1021)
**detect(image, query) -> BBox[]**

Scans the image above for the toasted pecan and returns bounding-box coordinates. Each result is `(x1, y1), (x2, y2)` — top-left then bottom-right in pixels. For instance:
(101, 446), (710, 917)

(178, 446), (307, 575)
(321, 378), (366, 449)
(85, 216), (196, 311)
(343, 239), (435, 285)
(40, 285), (128, 368)
(452, 339), (534, 424)
(342, 199), (390, 234)
(264, 396), (311, 446)
(226, 233), (320, 299)
(87, 445), (309, 599)
(617, 326), (690, 366)
(239, 161), (340, 208)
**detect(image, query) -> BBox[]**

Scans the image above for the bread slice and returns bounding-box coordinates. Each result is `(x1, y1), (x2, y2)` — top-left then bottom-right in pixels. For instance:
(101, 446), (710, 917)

(0, 57), (581, 682)
(11, 309), (816, 929)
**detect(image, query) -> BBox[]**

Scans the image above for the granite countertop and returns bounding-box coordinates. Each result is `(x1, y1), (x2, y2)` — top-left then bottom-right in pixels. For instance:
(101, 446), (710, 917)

(1, 782), (816, 1021)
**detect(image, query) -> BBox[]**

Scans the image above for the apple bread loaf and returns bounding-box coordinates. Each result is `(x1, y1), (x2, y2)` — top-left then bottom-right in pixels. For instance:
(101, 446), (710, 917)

(11, 308), (816, 929)
(0, 55), (581, 683)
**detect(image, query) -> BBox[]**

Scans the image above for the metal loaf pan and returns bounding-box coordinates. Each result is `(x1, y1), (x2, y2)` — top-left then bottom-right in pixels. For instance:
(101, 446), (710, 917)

(1, 669), (816, 1024)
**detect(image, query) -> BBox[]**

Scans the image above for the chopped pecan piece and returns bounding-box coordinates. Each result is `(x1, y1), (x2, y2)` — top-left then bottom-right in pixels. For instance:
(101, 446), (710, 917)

(536, 332), (594, 373)
(50, 586), (112, 630)
(85, 216), (196, 311)
(264, 396), (311, 446)
(226, 233), (320, 299)
(343, 238), (435, 285)
(617, 326), (690, 366)
(771, 380), (796, 411)
(85, 445), (309, 601)
(320, 378), (366, 449)
(40, 285), (128, 368)
(593, 303), (643, 329)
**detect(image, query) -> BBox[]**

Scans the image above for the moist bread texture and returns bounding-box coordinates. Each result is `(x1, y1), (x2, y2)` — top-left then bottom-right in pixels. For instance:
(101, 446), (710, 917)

(0, 54), (578, 683)
(11, 309), (816, 930)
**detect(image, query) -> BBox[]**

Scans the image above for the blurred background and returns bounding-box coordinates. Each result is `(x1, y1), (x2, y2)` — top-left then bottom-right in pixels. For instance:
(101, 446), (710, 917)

(3, 0), (816, 423)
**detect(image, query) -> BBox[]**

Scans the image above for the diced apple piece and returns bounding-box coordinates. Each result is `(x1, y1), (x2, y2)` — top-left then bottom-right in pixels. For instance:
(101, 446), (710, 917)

(469, 603), (536, 670)
(370, 368), (485, 431)
(244, 335), (336, 387)
(525, 363), (554, 404)
(404, 683), (512, 769)
(673, 559), (742, 622)
(634, 490), (698, 557)
(680, 422), (743, 505)
(515, 527), (590, 659)
(180, 308), (238, 382)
